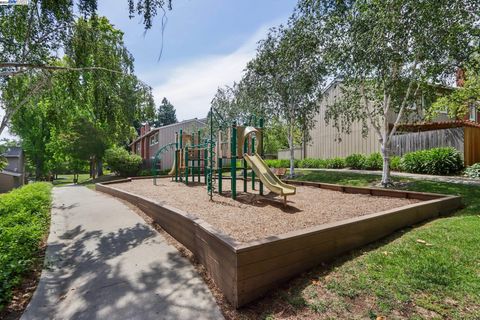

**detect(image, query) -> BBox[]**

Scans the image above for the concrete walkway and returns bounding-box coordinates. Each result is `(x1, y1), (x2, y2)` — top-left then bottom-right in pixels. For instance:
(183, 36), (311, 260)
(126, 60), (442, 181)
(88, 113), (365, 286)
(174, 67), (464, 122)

(296, 168), (480, 186)
(22, 186), (223, 320)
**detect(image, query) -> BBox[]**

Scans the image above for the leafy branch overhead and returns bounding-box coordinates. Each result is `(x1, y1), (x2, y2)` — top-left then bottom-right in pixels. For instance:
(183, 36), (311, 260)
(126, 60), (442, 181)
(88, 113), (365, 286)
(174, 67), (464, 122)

(297, 0), (480, 185)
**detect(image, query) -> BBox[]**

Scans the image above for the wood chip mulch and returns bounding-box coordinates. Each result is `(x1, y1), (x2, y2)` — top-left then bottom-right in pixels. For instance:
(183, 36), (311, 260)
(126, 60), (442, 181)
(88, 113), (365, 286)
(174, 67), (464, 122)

(110, 178), (420, 243)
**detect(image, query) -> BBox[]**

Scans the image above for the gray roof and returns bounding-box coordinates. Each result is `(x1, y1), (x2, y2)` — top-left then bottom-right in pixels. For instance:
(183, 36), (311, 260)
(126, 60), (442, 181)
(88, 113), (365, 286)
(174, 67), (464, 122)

(131, 118), (207, 145)
(0, 170), (23, 177)
(2, 147), (22, 158)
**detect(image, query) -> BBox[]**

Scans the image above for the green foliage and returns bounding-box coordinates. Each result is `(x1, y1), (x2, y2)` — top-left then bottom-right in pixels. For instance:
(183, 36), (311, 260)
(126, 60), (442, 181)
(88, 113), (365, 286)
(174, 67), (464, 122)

(154, 97), (177, 127)
(364, 152), (383, 170)
(345, 154), (367, 169)
(0, 156), (6, 171)
(286, 171), (480, 319)
(400, 147), (463, 175)
(324, 157), (346, 169)
(465, 163), (480, 179)
(104, 146), (142, 177)
(298, 0), (479, 185)
(430, 55), (480, 120)
(0, 183), (52, 311)
(265, 159), (297, 169)
(298, 158), (326, 169)
(390, 156), (402, 171)
(5, 17), (154, 178)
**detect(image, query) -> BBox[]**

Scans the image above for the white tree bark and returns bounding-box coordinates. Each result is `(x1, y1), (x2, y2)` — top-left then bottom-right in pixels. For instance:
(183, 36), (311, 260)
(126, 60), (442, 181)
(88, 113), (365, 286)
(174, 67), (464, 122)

(288, 121), (295, 176)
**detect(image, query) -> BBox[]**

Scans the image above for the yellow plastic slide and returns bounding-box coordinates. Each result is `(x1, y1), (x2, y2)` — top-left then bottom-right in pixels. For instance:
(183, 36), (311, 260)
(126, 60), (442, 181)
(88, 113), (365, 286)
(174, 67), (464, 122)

(168, 157), (176, 176)
(244, 153), (296, 205)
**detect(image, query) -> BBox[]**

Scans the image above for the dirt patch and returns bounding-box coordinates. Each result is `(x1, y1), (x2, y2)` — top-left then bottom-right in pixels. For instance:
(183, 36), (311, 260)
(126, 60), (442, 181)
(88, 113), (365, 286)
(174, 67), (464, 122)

(109, 178), (420, 242)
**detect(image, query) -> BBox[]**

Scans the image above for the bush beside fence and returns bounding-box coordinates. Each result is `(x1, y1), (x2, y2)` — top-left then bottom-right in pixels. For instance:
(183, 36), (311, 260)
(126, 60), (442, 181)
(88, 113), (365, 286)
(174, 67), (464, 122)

(266, 147), (468, 176)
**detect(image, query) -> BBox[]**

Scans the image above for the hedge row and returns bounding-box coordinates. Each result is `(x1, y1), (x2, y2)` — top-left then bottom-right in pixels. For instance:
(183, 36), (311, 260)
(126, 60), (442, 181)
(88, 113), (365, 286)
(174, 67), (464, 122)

(0, 183), (52, 310)
(266, 147), (464, 176)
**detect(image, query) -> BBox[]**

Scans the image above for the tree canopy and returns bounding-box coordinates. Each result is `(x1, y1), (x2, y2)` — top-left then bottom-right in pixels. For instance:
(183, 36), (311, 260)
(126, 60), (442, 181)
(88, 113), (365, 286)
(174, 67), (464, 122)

(297, 0), (480, 185)
(155, 97), (177, 127)
(5, 16), (155, 178)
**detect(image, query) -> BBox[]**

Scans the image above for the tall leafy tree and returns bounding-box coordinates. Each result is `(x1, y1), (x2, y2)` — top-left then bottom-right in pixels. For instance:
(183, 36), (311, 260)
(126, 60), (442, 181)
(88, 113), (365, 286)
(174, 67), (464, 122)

(7, 17), (155, 178)
(430, 54), (480, 120)
(155, 97), (177, 127)
(245, 18), (325, 175)
(0, 0), (172, 136)
(298, 0), (480, 185)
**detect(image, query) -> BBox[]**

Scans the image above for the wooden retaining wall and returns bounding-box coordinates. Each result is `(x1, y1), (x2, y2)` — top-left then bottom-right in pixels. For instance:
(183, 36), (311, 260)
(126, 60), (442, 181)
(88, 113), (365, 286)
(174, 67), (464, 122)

(97, 179), (462, 308)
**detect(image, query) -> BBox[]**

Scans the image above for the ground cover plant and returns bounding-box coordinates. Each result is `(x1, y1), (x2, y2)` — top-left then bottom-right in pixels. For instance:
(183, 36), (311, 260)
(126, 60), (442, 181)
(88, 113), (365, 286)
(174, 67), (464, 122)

(464, 163), (480, 179)
(236, 171), (479, 319)
(0, 183), (52, 312)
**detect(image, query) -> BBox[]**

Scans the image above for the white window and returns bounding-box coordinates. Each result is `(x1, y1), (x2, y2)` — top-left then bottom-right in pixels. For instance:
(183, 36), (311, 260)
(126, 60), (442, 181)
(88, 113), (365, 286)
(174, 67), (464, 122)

(469, 104), (478, 122)
(150, 133), (159, 146)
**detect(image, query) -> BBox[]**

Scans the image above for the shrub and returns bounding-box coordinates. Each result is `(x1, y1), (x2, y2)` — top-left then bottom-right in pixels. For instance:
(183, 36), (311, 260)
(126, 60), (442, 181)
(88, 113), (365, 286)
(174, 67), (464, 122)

(465, 163), (480, 179)
(265, 159), (298, 168)
(390, 156), (402, 171)
(365, 152), (383, 170)
(298, 158), (327, 168)
(104, 146), (142, 177)
(0, 183), (52, 310)
(401, 147), (463, 175)
(345, 154), (367, 169)
(325, 157), (346, 169)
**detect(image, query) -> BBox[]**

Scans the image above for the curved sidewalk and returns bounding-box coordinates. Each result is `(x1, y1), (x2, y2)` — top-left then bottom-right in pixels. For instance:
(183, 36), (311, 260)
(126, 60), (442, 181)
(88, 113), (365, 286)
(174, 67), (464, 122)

(22, 186), (223, 320)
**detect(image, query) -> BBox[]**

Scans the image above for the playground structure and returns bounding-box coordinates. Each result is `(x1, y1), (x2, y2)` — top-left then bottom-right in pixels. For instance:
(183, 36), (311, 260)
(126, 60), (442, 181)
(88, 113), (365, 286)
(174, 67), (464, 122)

(152, 111), (296, 205)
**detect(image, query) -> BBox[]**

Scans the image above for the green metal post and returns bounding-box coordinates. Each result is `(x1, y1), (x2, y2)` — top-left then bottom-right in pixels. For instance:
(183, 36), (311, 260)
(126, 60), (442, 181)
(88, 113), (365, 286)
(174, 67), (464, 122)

(179, 129), (183, 182)
(204, 148), (208, 184)
(185, 146), (189, 185)
(218, 157), (222, 194)
(175, 132), (179, 182)
(259, 118), (264, 195)
(198, 130), (201, 182)
(252, 135), (256, 190)
(208, 106), (214, 200)
(243, 129), (247, 192)
(231, 121), (237, 200)
(192, 132), (196, 180)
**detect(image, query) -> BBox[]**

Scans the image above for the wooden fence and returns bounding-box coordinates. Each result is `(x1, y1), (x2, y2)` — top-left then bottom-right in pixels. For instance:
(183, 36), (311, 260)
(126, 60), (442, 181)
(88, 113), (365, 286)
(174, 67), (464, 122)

(391, 127), (464, 157)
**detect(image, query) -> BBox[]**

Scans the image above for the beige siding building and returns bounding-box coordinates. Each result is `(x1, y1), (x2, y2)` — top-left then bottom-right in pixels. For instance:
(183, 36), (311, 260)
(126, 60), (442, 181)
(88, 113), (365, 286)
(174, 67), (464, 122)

(305, 82), (380, 159)
(303, 81), (480, 164)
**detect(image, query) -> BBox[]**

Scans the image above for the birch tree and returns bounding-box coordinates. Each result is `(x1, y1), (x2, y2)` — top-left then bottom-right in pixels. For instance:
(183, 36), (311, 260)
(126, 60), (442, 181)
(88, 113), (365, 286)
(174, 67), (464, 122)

(299, 0), (480, 185)
(245, 18), (325, 176)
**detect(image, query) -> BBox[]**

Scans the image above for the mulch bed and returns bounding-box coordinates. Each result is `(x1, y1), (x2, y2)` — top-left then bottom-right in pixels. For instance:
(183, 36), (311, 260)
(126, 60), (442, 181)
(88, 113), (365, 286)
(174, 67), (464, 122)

(109, 178), (420, 243)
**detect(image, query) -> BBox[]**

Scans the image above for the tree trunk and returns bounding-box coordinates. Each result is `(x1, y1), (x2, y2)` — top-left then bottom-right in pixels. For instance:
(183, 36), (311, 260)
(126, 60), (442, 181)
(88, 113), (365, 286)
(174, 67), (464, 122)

(96, 159), (103, 177)
(288, 123), (295, 177)
(90, 157), (97, 179)
(380, 144), (391, 186)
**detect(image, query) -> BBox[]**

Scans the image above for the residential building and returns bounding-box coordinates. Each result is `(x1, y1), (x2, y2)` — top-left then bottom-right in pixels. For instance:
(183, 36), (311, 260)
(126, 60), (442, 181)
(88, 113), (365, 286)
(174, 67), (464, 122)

(0, 147), (25, 193)
(301, 81), (480, 165)
(130, 118), (206, 170)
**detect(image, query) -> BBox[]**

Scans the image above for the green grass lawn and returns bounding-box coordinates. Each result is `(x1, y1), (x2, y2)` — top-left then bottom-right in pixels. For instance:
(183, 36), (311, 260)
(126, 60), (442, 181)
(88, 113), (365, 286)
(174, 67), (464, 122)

(0, 183), (52, 313)
(52, 173), (119, 189)
(52, 174), (92, 187)
(246, 171), (480, 319)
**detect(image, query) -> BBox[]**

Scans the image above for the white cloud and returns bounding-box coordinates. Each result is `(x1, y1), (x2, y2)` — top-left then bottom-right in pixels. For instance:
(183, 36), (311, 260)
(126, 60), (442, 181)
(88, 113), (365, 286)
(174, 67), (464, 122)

(149, 25), (270, 121)
(0, 108), (17, 141)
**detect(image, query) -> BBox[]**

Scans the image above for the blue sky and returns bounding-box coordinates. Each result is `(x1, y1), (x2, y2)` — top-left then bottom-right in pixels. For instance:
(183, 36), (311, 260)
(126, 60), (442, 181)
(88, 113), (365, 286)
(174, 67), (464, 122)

(1, 0), (297, 139)
(97, 0), (298, 121)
